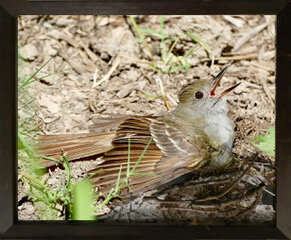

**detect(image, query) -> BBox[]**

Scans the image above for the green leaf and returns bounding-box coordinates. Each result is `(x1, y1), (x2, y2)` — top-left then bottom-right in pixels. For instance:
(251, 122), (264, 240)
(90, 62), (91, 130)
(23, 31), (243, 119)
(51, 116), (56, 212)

(251, 126), (275, 157)
(72, 181), (95, 220)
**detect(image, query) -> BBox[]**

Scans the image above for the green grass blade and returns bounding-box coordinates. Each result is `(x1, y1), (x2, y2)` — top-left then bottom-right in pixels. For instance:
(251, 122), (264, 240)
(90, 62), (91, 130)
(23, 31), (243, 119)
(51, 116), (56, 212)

(25, 67), (72, 86)
(170, 65), (187, 71)
(183, 55), (190, 70)
(18, 51), (58, 89)
(42, 155), (61, 164)
(160, 15), (164, 36)
(139, 28), (166, 38)
(185, 43), (199, 57)
(61, 155), (71, 189)
(83, 168), (102, 181)
(18, 131), (34, 158)
(140, 92), (162, 99)
(115, 164), (123, 192)
(125, 180), (132, 192)
(130, 137), (153, 175)
(184, 31), (211, 54)
(127, 136), (131, 177)
(95, 188), (114, 210)
(267, 27), (275, 39)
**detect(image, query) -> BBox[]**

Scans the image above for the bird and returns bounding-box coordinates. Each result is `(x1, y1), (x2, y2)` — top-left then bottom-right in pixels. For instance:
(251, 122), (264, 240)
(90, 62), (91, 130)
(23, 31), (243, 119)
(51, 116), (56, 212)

(35, 66), (241, 195)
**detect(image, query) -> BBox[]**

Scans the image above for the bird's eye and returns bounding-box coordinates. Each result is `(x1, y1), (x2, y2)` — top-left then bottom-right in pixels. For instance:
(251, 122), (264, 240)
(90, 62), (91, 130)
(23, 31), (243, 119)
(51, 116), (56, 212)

(195, 91), (203, 99)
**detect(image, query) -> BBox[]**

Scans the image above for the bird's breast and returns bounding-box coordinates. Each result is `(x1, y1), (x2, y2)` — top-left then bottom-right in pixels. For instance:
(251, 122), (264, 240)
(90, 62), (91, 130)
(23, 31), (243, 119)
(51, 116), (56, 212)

(204, 113), (234, 166)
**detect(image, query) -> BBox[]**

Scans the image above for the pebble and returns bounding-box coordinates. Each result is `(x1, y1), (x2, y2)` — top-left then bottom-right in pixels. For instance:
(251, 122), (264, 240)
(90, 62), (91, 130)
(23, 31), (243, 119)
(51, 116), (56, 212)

(43, 22), (52, 29)
(56, 18), (70, 27)
(20, 44), (39, 61)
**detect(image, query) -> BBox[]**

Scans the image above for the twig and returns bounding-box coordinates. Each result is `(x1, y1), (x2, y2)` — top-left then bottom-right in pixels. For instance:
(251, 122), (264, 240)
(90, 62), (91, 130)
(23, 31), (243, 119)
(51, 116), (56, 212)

(164, 37), (179, 65)
(92, 56), (121, 88)
(157, 75), (171, 111)
(80, 42), (99, 63)
(223, 15), (245, 28)
(58, 49), (85, 74)
(143, 196), (192, 205)
(196, 164), (251, 203)
(93, 68), (99, 87)
(160, 207), (219, 214)
(258, 45), (265, 62)
(251, 62), (275, 72)
(233, 22), (269, 51)
(261, 79), (275, 104)
(243, 81), (262, 89)
(235, 186), (264, 217)
(202, 53), (258, 62)
(221, 49), (256, 56)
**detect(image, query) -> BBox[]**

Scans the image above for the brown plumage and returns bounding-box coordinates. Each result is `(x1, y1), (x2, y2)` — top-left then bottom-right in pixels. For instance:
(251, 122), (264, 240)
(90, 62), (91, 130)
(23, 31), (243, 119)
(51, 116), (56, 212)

(35, 67), (240, 195)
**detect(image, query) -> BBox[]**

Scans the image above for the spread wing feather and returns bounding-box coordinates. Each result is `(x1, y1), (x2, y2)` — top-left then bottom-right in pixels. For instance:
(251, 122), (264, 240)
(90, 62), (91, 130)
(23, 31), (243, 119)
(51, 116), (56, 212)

(90, 116), (207, 195)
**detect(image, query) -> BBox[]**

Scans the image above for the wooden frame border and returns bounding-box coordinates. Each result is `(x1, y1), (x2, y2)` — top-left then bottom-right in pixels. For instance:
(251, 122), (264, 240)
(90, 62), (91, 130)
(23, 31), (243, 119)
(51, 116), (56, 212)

(0, 0), (289, 239)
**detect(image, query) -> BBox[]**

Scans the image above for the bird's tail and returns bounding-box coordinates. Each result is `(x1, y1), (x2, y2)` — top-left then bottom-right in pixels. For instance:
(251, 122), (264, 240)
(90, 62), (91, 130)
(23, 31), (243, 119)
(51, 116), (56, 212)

(34, 132), (115, 167)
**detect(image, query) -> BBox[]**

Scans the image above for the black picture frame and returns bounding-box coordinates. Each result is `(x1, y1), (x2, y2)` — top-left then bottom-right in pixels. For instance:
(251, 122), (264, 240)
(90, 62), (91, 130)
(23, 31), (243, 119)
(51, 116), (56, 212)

(0, 0), (290, 239)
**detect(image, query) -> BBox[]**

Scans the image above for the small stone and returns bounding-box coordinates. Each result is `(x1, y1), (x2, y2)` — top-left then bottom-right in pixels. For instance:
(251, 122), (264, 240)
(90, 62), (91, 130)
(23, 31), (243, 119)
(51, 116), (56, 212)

(38, 95), (61, 114)
(56, 18), (70, 27)
(137, 80), (147, 90)
(43, 22), (52, 29)
(20, 44), (39, 61)
(99, 17), (109, 26)
(116, 83), (134, 98)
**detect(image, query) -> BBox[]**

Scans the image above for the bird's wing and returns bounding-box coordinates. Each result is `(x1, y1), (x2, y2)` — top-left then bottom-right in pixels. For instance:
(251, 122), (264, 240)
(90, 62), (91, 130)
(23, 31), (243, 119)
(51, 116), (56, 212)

(89, 116), (163, 194)
(150, 118), (209, 185)
(90, 116), (208, 195)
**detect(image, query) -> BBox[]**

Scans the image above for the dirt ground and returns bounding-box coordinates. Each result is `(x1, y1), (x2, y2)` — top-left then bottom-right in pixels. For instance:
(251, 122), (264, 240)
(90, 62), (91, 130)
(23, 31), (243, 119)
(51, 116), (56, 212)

(18, 15), (276, 223)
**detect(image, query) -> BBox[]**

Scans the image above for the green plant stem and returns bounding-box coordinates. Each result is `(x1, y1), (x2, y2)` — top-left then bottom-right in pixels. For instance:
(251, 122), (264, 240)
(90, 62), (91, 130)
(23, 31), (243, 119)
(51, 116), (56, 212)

(22, 173), (65, 201)
(129, 15), (156, 64)
(18, 131), (34, 158)
(164, 36), (179, 65)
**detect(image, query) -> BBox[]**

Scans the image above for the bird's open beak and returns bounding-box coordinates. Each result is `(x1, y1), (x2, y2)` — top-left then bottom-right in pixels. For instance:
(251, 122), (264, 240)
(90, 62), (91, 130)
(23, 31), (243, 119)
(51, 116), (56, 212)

(210, 66), (241, 98)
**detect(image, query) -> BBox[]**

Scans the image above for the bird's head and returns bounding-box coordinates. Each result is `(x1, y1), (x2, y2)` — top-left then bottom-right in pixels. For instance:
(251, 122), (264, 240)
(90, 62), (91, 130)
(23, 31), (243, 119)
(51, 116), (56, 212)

(177, 66), (240, 117)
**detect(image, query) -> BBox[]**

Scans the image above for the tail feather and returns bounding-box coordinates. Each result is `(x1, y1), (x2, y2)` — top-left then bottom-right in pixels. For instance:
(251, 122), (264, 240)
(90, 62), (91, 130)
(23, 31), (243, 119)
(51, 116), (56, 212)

(35, 132), (115, 167)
